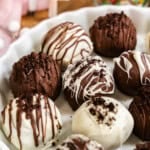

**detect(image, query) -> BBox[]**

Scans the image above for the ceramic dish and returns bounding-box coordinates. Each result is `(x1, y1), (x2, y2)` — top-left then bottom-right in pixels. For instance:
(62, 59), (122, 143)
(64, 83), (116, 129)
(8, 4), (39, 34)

(0, 5), (150, 150)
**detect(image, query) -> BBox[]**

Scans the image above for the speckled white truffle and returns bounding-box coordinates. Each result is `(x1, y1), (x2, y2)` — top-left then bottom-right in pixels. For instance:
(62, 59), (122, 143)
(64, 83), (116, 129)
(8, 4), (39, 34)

(41, 22), (93, 71)
(72, 96), (134, 150)
(1, 94), (62, 150)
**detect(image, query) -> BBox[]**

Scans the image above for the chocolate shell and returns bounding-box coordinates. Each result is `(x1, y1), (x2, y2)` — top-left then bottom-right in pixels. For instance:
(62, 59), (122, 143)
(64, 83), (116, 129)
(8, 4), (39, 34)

(129, 86), (150, 140)
(10, 52), (61, 99)
(90, 12), (136, 57)
(114, 50), (150, 96)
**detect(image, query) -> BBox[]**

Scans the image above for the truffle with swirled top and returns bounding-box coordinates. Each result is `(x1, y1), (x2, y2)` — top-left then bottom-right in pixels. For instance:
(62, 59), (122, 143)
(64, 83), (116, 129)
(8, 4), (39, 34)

(10, 52), (61, 99)
(113, 50), (150, 96)
(41, 22), (93, 71)
(63, 56), (115, 110)
(72, 96), (134, 150)
(90, 12), (136, 57)
(1, 94), (62, 150)
(56, 134), (104, 150)
(129, 85), (150, 140)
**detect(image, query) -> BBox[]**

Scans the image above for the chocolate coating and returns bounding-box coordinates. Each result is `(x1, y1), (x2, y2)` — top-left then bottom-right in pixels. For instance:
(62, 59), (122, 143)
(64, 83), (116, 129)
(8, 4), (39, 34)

(63, 56), (114, 110)
(136, 142), (150, 150)
(90, 11), (136, 57)
(10, 52), (61, 99)
(129, 86), (150, 140)
(56, 134), (104, 150)
(114, 50), (150, 96)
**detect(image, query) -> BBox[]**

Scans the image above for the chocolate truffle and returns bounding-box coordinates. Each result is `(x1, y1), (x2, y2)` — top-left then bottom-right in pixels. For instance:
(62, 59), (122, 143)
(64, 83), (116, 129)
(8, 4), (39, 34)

(63, 56), (115, 110)
(41, 22), (93, 71)
(135, 142), (150, 150)
(90, 12), (136, 57)
(1, 94), (62, 150)
(56, 134), (104, 150)
(10, 52), (61, 99)
(129, 86), (150, 140)
(72, 96), (134, 150)
(113, 50), (150, 96)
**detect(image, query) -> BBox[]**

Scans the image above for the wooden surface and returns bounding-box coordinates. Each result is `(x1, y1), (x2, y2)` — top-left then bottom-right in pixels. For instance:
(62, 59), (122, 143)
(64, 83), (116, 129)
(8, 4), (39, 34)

(21, 0), (94, 28)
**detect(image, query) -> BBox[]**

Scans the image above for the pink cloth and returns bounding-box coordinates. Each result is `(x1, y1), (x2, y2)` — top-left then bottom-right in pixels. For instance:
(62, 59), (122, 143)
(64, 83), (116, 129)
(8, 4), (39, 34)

(0, 0), (56, 57)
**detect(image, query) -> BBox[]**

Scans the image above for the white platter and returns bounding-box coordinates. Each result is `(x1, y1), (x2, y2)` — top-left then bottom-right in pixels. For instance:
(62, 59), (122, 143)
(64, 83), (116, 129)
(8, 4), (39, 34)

(0, 5), (150, 150)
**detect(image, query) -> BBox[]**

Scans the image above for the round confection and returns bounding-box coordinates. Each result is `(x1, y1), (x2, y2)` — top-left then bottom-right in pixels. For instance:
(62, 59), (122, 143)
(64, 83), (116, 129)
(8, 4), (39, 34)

(56, 134), (104, 150)
(72, 96), (134, 150)
(41, 22), (93, 71)
(10, 52), (61, 99)
(1, 94), (62, 150)
(90, 11), (136, 57)
(63, 56), (115, 110)
(129, 86), (150, 140)
(113, 50), (150, 96)
(135, 142), (150, 150)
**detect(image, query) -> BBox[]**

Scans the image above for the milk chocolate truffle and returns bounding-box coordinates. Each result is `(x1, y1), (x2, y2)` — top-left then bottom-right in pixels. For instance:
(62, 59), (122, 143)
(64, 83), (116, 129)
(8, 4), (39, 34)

(90, 12), (136, 57)
(136, 142), (150, 150)
(129, 86), (150, 140)
(56, 134), (104, 150)
(41, 22), (93, 71)
(72, 96), (134, 150)
(10, 52), (61, 99)
(114, 50), (150, 96)
(1, 94), (62, 150)
(63, 56), (115, 110)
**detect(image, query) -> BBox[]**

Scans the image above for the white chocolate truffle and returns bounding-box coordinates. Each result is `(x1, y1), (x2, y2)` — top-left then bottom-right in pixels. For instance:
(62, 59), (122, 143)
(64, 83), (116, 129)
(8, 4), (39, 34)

(56, 134), (104, 150)
(1, 94), (62, 150)
(63, 56), (115, 110)
(41, 22), (93, 71)
(72, 96), (134, 150)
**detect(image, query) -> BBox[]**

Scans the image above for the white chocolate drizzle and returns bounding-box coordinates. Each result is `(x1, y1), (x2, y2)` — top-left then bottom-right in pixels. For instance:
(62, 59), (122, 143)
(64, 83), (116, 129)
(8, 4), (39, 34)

(63, 56), (114, 105)
(114, 50), (150, 85)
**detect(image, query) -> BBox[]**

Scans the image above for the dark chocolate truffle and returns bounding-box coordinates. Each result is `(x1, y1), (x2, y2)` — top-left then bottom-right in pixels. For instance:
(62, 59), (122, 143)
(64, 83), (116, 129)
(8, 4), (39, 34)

(135, 142), (150, 150)
(63, 56), (115, 110)
(90, 11), (136, 57)
(113, 50), (150, 96)
(129, 86), (150, 140)
(10, 52), (61, 99)
(56, 134), (104, 150)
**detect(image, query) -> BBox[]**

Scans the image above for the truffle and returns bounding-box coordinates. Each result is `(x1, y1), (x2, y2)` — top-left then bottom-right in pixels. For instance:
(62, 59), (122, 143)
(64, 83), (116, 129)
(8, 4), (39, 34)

(41, 22), (93, 71)
(56, 134), (104, 150)
(63, 56), (115, 110)
(1, 94), (62, 150)
(129, 85), (150, 140)
(72, 96), (134, 150)
(113, 50), (150, 96)
(10, 52), (61, 99)
(135, 142), (150, 150)
(90, 11), (136, 57)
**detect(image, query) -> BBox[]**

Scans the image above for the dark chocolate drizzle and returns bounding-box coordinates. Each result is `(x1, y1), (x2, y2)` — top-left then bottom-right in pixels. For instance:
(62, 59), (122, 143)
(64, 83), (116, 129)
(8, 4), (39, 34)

(41, 22), (92, 69)
(1, 94), (62, 150)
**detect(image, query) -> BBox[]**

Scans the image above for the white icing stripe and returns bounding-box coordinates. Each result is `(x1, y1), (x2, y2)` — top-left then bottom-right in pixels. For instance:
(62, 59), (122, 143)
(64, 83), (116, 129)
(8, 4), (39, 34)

(114, 50), (150, 85)
(63, 56), (114, 104)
